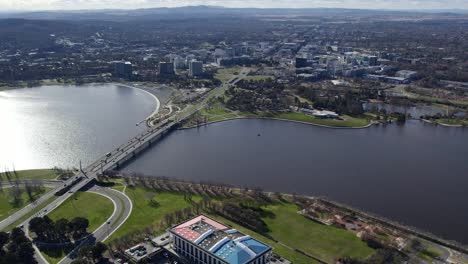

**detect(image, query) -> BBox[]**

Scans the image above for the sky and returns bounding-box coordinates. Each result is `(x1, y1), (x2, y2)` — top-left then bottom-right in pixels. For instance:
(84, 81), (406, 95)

(1, 0), (467, 11)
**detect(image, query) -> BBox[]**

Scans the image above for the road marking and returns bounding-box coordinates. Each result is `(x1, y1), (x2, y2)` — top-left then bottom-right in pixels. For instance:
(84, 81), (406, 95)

(101, 188), (133, 242)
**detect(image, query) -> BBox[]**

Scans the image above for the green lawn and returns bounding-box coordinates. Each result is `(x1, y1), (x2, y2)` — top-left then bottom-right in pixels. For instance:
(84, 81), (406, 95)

(215, 67), (243, 82)
(261, 202), (374, 263)
(0, 169), (58, 181)
(48, 191), (113, 232)
(0, 187), (50, 222)
(202, 107), (231, 116)
(437, 118), (468, 126)
(106, 186), (373, 263)
(208, 214), (320, 264)
(107, 187), (201, 241)
(274, 112), (370, 127)
(418, 247), (443, 261)
(188, 108), (372, 128)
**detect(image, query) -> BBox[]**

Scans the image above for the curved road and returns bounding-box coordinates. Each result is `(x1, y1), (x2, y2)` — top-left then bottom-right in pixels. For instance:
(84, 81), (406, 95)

(18, 183), (132, 264)
(56, 184), (133, 264)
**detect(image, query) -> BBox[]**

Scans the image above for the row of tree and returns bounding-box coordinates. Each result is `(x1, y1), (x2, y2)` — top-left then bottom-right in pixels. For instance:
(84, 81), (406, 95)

(29, 216), (89, 243)
(121, 173), (234, 198)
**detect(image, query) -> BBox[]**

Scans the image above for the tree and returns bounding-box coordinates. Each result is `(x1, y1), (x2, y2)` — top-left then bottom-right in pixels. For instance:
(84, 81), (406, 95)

(4, 228), (37, 264)
(8, 186), (22, 207)
(91, 242), (107, 262)
(77, 245), (94, 261)
(29, 217), (46, 237)
(77, 242), (107, 264)
(55, 218), (70, 239)
(69, 217), (89, 239)
(15, 241), (36, 263)
(24, 181), (35, 202)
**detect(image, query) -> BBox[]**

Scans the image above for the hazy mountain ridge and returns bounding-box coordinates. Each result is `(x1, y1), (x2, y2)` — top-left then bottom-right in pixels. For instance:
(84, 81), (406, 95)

(1, 6), (467, 21)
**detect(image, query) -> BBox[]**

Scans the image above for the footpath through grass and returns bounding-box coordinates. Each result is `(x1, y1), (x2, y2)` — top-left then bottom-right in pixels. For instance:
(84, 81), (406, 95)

(0, 187), (50, 222)
(0, 169), (58, 181)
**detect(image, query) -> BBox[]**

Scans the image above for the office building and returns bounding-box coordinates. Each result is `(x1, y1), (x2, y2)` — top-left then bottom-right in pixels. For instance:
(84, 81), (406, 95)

(114, 61), (133, 79)
(189, 61), (203, 76)
(295, 57), (308, 68)
(170, 215), (272, 264)
(159, 62), (175, 75)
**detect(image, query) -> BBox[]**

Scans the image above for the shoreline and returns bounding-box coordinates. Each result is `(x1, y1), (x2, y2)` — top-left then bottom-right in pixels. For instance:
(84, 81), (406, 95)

(180, 116), (378, 130)
(0, 82), (162, 124)
(118, 174), (468, 255)
(111, 83), (161, 122)
(421, 118), (466, 127)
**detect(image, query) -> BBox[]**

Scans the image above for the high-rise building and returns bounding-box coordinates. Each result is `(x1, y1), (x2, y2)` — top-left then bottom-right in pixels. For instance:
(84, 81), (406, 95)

(159, 62), (175, 75)
(114, 61), (133, 79)
(189, 61), (203, 77)
(295, 57), (308, 68)
(368, 56), (378, 66)
(170, 215), (272, 264)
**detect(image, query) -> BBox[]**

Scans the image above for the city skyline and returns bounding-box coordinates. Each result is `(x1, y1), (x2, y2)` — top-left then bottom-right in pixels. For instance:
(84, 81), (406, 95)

(1, 0), (468, 12)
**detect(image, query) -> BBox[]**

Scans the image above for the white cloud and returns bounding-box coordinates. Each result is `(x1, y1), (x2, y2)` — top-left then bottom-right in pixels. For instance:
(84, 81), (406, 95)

(0, 0), (467, 11)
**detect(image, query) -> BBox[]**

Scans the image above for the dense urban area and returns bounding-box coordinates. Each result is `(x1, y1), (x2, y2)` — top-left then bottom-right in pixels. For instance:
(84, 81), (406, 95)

(0, 6), (468, 264)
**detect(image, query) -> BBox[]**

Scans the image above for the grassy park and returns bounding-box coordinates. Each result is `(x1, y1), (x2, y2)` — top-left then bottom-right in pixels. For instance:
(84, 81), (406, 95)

(48, 191), (114, 232)
(261, 202), (374, 262)
(214, 67), (244, 82)
(105, 185), (374, 263)
(188, 106), (372, 128)
(0, 187), (50, 222)
(0, 169), (58, 181)
(418, 247), (443, 261)
(436, 118), (468, 126)
(274, 112), (371, 128)
(108, 187), (201, 241)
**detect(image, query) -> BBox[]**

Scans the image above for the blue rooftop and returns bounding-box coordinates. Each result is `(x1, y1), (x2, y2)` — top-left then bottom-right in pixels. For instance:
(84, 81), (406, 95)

(213, 241), (253, 264)
(241, 238), (270, 255)
(212, 237), (270, 264)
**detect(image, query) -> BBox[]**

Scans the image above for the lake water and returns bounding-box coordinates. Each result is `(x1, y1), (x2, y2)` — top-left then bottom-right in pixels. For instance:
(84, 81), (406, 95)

(0, 84), (156, 171)
(2, 84), (468, 244)
(123, 119), (468, 244)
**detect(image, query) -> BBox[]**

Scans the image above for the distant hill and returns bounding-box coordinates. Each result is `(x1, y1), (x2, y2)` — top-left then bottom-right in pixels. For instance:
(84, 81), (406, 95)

(1, 6), (467, 22)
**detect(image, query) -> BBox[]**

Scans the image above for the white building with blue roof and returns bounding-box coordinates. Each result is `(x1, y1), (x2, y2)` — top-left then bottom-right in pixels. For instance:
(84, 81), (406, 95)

(169, 215), (272, 264)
